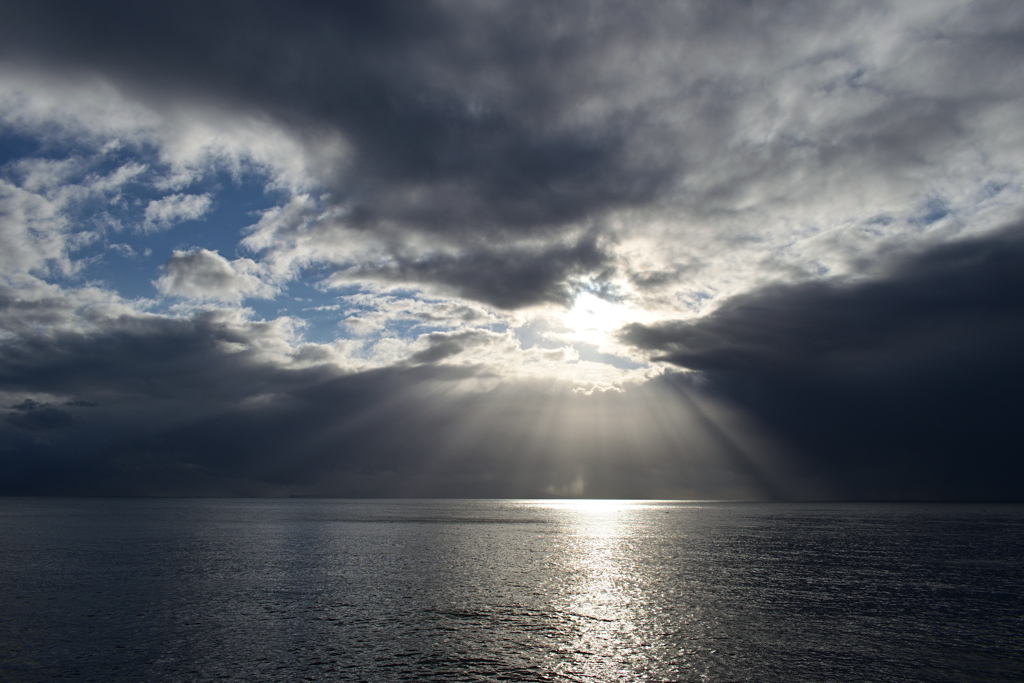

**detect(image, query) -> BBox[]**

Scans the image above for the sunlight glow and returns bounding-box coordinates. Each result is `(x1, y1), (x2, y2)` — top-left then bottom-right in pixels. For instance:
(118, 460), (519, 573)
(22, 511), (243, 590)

(562, 292), (635, 345)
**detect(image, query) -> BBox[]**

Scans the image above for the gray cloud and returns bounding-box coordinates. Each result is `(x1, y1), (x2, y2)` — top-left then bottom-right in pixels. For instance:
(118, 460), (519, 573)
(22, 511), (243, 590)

(410, 330), (495, 365)
(0, 308), (799, 498)
(5, 399), (73, 431)
(0, 2), (677, 239)
(1, 1), (1023, 501)
(620, 225), (1024, 499)
(339, 233), (610, 309)
(155, 249), (275, 303)
(6, 1), (1020, 254)
(1, 224), (1021, 499)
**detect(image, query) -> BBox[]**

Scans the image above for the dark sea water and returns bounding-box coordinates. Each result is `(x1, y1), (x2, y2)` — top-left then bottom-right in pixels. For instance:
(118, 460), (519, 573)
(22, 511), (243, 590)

(1, 499), (1022, 682)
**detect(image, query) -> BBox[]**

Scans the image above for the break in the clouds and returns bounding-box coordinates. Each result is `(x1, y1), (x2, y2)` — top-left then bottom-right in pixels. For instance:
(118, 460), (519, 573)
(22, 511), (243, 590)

(0, 1), (1023, 499)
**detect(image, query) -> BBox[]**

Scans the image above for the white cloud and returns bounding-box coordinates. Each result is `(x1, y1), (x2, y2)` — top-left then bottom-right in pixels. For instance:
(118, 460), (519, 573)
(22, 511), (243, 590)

(0, 69), (344, 197)
(0, 179), (70, 278)
(142, 193), (212, 231)
(331, 291), (502, 337)
(154, 248), (277, 303)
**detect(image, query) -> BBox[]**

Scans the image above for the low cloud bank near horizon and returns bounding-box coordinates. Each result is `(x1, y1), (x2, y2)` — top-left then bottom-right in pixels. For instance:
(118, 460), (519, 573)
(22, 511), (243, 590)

(621, 226), (1024, 501)
(0, 227), (1020, 500)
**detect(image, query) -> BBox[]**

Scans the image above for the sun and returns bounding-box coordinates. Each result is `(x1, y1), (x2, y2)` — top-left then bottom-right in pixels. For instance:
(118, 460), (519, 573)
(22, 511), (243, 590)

(562, 292), (634, 345)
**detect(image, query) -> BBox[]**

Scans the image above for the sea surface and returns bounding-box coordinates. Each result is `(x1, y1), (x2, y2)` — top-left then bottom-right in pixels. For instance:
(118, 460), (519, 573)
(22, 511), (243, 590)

(0, 499), (1021, 682)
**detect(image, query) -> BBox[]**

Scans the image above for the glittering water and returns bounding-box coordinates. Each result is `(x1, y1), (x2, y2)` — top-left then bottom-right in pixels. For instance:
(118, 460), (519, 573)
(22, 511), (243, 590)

(1, 499), (1022, 682)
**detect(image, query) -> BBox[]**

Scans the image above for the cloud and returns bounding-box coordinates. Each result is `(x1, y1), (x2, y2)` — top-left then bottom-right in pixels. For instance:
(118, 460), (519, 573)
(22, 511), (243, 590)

(0, 179), (69, 277)
(620, 225), (1024, 499)
(155, 249), (277, 303)
(142, 192), (211, 231)
(330, 291), (500, 337)
(0, 223), (1020, 499)
(0, 306), (794, 498)
(409, 329), (502, 364)
(332, 232), (611, 309)
(5, 399), (73, 431)
(6, 0), (1023, 307)
(0, 1), (1023, 500)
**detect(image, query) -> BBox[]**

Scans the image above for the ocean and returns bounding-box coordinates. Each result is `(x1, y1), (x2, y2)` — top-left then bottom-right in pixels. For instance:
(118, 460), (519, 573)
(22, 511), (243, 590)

(1, 498), (1021, 682)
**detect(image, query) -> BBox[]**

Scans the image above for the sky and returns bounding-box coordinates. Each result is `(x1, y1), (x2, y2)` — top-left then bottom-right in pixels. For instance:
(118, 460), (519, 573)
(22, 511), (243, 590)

(1, 0), (1022, 499)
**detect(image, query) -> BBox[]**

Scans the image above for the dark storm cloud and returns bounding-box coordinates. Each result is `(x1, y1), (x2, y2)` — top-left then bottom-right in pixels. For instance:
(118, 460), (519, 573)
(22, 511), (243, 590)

(0, 0), (679, 239)
(10, 1), (997, 241)
(621, 226), (1024, 500)
(350, 233), (610, 309)
(0, 309), (787, 499)
(0, 310), (387, 494)
(5, 399), (72, 431)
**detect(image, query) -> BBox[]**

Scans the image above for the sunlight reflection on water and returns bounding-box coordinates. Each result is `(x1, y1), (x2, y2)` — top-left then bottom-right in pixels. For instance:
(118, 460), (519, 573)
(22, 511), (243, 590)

(559, 503), (643, 680)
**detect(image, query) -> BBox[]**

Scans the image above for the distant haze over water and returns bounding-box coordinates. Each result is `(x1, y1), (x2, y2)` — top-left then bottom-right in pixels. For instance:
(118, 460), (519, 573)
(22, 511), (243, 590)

(1, 498), (1022, 682)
